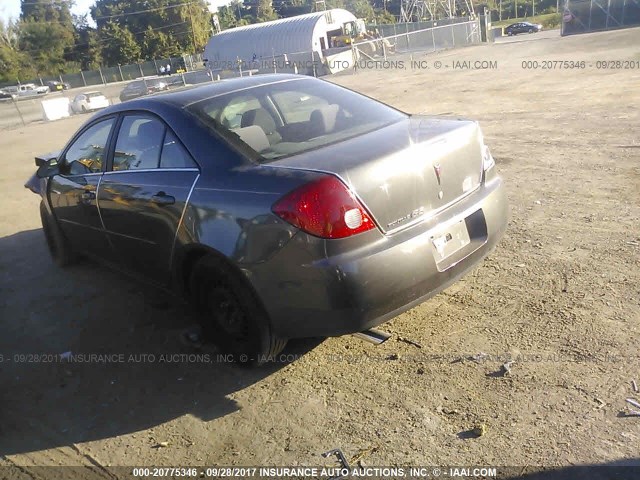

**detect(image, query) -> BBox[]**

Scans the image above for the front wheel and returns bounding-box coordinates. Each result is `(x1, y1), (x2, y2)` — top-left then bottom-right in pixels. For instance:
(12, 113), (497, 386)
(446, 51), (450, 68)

(40, 201), (77, 267)
(190, 255), (287, 365)
(528, 29), (534, 33)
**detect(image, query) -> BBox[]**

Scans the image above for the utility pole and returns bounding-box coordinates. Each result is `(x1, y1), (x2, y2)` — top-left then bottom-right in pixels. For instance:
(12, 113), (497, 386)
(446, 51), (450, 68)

(188, 2), (197, 53)
(532, 0), (535, 16)
(499, 0), (502, 20)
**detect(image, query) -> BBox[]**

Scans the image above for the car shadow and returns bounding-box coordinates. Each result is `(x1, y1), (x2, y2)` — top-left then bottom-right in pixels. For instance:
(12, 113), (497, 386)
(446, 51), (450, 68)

(0, 228), (320, 457)
(504, 458), (640, 480)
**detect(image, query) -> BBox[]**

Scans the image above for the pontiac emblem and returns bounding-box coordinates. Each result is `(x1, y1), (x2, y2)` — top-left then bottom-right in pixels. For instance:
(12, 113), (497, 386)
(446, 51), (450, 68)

(433, 163), (442, 185)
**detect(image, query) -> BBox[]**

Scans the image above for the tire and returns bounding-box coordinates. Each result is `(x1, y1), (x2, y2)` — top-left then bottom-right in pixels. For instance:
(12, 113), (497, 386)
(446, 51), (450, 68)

(190, 255), (287, 365)
(528, 29), (534, 33)
(507, 31), (513, 36)
(81, 105), (87, 113)
(40, 201), (77, 267)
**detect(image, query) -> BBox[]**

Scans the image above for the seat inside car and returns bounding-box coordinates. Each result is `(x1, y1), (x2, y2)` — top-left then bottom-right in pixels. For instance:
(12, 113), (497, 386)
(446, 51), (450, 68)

(309, 104), (339, 138)
(130, 120), (164, 169)
(240, 108), (282, 145)
(232, 125), (270, 153)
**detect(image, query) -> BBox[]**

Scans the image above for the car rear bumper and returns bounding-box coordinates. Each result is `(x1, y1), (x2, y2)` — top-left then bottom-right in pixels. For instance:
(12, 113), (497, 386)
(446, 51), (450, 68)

(254, 173), (508, 339)
(250, 176), (508, 338)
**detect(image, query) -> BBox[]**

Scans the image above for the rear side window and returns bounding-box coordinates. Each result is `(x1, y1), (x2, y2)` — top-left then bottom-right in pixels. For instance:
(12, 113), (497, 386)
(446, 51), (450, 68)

(160, 131), (198, 169)
(113, 115), (165, 171)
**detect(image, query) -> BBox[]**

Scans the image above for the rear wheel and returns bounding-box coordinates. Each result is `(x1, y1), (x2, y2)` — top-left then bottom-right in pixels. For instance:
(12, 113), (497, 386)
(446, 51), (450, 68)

(190, 255), (286, 365)
(40, 201), (77, 267)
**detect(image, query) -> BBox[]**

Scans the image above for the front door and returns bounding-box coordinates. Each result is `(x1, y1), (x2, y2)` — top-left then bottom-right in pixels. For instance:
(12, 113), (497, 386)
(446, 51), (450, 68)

(97, 114), (199, 284)
(48, 118), (116, 258)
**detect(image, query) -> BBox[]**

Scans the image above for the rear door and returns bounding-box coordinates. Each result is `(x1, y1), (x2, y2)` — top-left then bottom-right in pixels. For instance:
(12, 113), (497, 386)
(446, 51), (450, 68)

(48, 117), (116, 258)
(97, 113), (200, 283)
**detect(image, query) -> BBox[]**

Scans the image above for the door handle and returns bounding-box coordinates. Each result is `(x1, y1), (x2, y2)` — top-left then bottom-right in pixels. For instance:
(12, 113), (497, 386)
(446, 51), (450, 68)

(81, 191), (95, 202)
(151, 191), (175, 206)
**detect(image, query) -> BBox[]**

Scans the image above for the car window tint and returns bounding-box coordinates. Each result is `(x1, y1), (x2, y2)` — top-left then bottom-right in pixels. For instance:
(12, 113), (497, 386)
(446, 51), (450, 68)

(160, 131), (197, 169)
(188, 78), (406, 162)
(113, 116), (165, 171)
(219, 95), (261, 128)
(64, 118), (115, 174)
(271, 90), (329, 123)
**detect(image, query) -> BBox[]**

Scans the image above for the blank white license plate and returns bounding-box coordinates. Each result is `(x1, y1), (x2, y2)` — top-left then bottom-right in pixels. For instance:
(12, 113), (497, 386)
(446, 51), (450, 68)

(431, 219), (471, 263)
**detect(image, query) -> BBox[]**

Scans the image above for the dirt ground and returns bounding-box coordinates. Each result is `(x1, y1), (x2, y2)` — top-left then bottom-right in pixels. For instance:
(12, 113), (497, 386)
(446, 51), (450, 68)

(1, 27), (639, 478)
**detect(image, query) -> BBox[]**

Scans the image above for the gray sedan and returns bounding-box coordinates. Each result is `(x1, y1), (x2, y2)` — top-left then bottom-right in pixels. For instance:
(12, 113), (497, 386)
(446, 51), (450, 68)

(27, 74), (508, 364)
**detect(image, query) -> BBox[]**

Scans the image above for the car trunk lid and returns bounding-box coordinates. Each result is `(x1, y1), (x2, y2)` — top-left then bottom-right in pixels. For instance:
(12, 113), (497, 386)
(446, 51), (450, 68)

(269, 116), (484, 234)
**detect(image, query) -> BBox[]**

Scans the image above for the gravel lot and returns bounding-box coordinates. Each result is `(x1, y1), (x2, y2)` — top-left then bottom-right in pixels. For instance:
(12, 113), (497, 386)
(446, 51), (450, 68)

(1, 27), (639, 478)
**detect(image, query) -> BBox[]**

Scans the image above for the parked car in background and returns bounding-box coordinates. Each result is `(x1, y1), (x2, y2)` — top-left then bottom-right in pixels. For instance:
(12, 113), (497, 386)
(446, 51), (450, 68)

(45, 80), (70, 92)
(71, 91), (110, 113)
(0, 89), (16, 101)
(505, 22), (543, 35)
(119, 78), (168, 102)
(2, 84), (49, 98)
(26, 74), (508, 364)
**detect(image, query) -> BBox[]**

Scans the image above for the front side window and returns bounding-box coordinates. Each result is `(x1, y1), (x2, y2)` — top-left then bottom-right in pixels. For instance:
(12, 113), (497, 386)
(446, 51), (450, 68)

(113, 115), (165, 171)
(64, 118), (115, 174)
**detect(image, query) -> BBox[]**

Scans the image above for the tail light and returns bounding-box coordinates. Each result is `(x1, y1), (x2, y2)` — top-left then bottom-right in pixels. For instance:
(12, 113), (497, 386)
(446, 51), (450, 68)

(482, 144), (495, 171)
(272, 175), (376, 239)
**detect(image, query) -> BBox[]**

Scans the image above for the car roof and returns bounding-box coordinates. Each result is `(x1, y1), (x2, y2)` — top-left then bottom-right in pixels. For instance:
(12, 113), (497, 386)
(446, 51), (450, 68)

(114, 74), (307, 111)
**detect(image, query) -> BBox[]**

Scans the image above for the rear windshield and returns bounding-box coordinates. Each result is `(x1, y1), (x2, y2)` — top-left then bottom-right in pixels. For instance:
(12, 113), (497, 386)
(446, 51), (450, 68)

(86, 92), (104, 98)
(186, 78), (406, 162)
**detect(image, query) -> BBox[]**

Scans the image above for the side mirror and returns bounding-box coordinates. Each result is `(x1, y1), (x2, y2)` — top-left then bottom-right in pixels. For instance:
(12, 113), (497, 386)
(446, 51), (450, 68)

(36, 158), (61, 178)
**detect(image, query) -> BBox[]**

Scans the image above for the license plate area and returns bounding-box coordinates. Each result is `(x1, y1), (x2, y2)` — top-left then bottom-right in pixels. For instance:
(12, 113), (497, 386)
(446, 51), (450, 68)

(431, 219), (471, 263)
(430, 209), (487, 272)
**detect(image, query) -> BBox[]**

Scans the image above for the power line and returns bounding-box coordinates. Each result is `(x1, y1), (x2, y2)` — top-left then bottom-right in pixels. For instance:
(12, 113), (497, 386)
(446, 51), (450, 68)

(94, 1), (199, 21)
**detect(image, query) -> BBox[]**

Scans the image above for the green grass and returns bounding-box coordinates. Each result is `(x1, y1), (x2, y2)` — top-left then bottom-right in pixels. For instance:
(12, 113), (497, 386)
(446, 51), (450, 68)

(493, 13), (562, 30)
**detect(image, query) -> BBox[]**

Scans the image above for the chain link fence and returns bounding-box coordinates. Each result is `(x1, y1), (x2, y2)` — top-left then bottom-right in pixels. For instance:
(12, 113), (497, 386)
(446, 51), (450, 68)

(562, 0), (640, 35)
(0, 54), (206, 90)
(350, 20), (481, 67)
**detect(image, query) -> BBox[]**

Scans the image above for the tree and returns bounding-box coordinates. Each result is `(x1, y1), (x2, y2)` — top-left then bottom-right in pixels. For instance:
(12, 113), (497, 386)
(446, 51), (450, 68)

(0, 19), (34, 83)
(91, 0), (213, 64)
(256, 0), (279, 22)
(70, 14), (102, 71)
(374, 8), (396, 23)
(18, 0), (76, 75)
(345, 0), (376, 21)
(217, 5), (240, 29)
(99, 21), (142, 65)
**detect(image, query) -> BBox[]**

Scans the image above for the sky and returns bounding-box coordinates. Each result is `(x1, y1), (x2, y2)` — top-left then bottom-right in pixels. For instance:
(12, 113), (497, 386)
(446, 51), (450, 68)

(0, 0), (229, 23)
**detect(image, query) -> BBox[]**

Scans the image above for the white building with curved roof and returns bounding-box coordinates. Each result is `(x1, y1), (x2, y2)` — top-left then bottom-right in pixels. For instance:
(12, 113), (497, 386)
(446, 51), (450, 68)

(203, 9), (357, 71)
